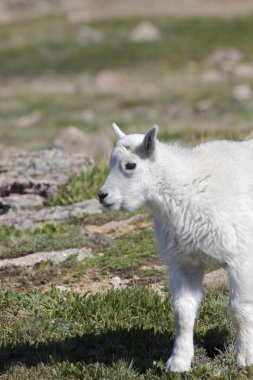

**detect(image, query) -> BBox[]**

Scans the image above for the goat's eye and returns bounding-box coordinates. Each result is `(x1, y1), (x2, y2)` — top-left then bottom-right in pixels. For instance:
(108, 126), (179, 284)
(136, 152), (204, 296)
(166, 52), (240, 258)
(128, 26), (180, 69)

(125, 162), (136, 170)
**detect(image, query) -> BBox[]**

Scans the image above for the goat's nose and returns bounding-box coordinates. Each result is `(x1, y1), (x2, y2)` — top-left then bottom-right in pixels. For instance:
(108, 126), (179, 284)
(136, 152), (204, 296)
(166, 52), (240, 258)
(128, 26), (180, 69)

(98, 190), (108, 202)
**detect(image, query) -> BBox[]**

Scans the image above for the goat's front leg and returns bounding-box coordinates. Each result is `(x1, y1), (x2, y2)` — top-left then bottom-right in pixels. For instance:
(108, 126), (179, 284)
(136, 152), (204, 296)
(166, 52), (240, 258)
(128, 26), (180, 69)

(165, 262), (204, 373)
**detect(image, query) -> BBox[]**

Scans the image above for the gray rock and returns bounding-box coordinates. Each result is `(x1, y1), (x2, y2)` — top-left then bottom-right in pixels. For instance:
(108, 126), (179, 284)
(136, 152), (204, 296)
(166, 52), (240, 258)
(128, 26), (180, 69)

(129, 21), (160, 42)
(0, 148), (93, 197)
(232, 84), (252, 101)
(53, 126), (112, 157)
(77, 25), (104, 46)
(195, 99), (212, 113)
(0, 247), (89, 268)
(204, 48), (242, 67)
(200, 70), (224, 83)
(234, 64), (253, 79)
(94, 70), (131, 93)
(0, 199), (102, 228)
(110, 276), (127, 290)
(2, 194), (44, 211)
(14, 111), (42, 128)
(110, 276), (121, 289)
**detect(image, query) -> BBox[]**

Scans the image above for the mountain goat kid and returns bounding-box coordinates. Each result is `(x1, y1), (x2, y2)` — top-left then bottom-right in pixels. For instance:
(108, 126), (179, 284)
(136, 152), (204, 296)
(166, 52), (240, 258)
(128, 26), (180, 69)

(98, 123), (253, 373)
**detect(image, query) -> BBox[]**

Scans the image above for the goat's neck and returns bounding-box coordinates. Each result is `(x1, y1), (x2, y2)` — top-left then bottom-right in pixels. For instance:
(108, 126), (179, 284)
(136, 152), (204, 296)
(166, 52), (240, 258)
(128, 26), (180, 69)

(146, 144), (201, 217)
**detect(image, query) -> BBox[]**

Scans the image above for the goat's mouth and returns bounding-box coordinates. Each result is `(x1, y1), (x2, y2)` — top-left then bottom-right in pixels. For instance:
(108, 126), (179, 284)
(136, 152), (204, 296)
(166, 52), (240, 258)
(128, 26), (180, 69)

(103, 203), (114, 209)
(102, 201), (121, 212)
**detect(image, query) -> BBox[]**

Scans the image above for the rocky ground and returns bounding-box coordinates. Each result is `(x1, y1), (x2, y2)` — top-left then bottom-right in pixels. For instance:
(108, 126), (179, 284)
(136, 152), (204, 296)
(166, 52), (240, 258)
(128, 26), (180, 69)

(0, 145), (228, 296)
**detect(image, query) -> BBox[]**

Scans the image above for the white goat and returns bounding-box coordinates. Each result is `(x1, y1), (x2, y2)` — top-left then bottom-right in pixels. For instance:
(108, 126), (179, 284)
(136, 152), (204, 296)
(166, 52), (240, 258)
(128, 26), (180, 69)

(98, 123), (253, 373)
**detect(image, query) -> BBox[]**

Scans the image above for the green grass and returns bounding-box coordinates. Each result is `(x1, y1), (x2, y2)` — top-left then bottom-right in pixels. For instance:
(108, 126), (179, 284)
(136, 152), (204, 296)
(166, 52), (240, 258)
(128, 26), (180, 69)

(0, 286), (252, 379)
(1, 14), (253, 77)
(0, 223), (85, 259)
(92, 230), (156, 274)
(0, 224), (163, 289)
(46, 166), (108, 206)
(1, 14), (253, 150)
(1, 11), (253, 379)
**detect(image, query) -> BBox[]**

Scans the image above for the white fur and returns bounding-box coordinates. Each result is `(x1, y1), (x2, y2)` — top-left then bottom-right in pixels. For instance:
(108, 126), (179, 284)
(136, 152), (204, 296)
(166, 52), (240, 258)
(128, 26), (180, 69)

(99, 125), (253, 372)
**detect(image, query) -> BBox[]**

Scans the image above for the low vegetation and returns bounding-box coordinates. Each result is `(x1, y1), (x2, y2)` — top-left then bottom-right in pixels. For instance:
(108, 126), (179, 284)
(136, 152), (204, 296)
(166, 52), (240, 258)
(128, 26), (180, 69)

(1, 7), (253, 379)
(1, 14), (253, 150)
(46, 166), (108, 206)
(0, 286), (253, 379)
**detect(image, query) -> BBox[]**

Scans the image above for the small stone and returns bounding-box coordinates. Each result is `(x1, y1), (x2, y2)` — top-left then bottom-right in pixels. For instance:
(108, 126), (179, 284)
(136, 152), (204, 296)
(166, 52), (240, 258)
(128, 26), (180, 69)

(195, 99), (212, 112)
(234, 64), (253, 79)
(81, 110), (95, 123)
(204, 48), (242, 66)
(53, 127), (112, 157)
(110, 276), (121, 289)
(130, 21), (160, 42)
(77, 26), (104, 46)
(55, 285), (72, 292)
(200, 70), (224, 83)
(14, 111), (42, 128)
(3, 194), (44, 211)
(77, 250), (89, 262)
(95, 70), (130, 93)
(232, 84), (252, 101)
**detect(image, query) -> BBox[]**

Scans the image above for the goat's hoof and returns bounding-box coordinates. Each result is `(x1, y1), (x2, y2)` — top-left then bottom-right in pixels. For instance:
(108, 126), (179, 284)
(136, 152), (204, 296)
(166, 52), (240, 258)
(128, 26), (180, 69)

(165, 356), (191, 373)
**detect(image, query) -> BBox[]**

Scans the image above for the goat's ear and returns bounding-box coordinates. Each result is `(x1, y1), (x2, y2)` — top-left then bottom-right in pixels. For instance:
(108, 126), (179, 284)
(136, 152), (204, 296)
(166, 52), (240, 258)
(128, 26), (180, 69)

(112, 122), (125, 140)
(143, 125), (158, 155)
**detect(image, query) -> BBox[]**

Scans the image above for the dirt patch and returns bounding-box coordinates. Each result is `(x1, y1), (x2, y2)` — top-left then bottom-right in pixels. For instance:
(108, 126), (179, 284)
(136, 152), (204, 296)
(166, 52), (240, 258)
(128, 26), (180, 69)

(85, 214), (153, 238)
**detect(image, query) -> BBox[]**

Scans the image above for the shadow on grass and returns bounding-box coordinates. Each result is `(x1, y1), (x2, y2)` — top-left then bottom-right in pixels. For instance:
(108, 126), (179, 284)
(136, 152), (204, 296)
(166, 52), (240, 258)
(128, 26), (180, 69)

(0, 326), (232, 374)
(199, 326), (232, 358)
(0, 328), (173, 374)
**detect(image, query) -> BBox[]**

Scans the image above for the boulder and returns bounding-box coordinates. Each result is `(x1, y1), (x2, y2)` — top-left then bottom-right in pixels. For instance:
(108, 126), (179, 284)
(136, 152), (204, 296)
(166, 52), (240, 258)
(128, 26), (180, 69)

(94, 70), (131, 93)
(0, 199), (102, 229)
(204, 48), (242, 67)
(0, 147), (93, 197)
(232, 84), (252, 101)
(76, 25), (104, 46)
(129, 21), (160, 42)
(53, 126), (112, 157)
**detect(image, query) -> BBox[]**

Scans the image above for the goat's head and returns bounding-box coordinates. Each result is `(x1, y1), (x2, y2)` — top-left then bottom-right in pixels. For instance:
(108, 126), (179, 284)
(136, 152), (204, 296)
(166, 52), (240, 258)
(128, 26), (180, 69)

(98, 123), (158, 212)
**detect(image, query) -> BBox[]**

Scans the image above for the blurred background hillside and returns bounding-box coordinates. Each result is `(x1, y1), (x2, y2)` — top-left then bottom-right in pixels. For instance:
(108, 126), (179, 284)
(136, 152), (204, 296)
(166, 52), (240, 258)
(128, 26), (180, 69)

(1, 0), (253, 159)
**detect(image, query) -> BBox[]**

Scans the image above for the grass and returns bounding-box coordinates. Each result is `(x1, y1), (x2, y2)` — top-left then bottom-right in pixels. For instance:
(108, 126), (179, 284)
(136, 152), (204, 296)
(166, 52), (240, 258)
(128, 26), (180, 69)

(46, 166), (108, 206)
(1, 15), (253, 77)
(1, 14), (253, 150)
(92, 230), (156, 274)
(0, 223), (161, 290)
(0, 223), (86, 259)
(0, 286), (252, 379)
(1, 9), (253, 379)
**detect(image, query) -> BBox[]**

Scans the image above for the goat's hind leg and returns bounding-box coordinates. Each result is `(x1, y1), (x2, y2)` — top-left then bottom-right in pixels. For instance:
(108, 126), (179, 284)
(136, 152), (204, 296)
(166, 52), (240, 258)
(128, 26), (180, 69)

(165, 263), (204, 373)
(228, 258), (253, 368)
